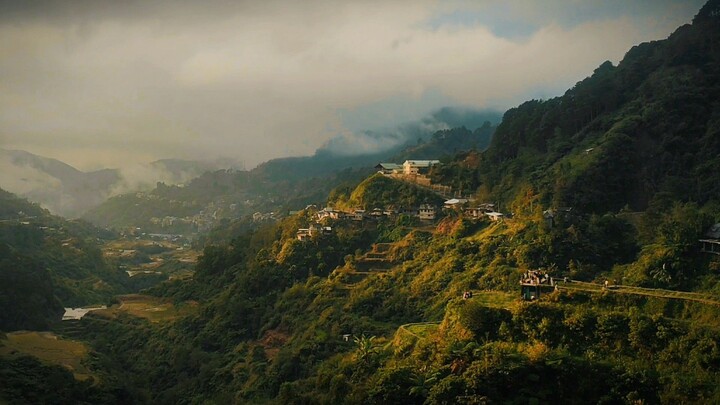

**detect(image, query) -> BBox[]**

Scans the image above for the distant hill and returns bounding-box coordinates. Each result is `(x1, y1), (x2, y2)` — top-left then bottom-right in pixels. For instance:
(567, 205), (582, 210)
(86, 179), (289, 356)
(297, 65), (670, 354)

(0, 148), (121, 218)
(83, 122), (499, 232)
(0, 149), (237, 218)
(254, 108), (501, 182)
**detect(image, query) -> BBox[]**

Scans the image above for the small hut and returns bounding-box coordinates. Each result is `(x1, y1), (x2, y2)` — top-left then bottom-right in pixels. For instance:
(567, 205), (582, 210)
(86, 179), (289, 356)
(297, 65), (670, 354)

(520, 270), (555, 300)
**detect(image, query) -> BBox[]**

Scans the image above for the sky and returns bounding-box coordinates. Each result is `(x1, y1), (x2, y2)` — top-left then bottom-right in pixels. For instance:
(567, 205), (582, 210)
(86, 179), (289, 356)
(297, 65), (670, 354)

(0, 0), (705, 171)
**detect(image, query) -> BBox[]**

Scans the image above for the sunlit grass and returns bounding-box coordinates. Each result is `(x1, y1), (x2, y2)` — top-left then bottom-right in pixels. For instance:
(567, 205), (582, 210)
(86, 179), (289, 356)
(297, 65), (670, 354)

(93, 294), (198, 323)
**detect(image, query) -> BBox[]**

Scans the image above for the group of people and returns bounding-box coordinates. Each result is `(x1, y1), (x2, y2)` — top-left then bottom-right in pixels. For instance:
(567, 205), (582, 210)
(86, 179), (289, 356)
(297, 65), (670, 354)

(521, 270), (552, 286)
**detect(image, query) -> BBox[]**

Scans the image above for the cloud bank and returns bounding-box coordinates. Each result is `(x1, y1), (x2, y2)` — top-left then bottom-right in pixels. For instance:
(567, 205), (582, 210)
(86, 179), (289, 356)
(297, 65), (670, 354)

(0, 0), (704, 171)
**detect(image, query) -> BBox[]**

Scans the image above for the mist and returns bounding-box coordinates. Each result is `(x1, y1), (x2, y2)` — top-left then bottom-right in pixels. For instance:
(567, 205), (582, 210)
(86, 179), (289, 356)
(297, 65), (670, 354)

(318, 107), (502, 156)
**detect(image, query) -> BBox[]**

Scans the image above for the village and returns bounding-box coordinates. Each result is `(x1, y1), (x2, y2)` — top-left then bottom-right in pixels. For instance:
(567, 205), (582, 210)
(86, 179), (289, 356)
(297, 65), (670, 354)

(294, 159), (506, 242)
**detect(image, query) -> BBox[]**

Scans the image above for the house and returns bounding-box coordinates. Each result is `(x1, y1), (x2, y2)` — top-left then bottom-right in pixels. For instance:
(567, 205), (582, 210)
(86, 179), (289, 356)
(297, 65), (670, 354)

(370, 208), (384, 218)
(465, 203), (495, 218)
(478, 203), (495, 212)
(383, 208), (398, 217)
(297, 223), (332, 241)
(444, 198), (468, 209)
(543, 207), (573, 228)
(297, 228), (311, 241)
(351, 209), (366, 221)
(317, 207), (343, 220)
(418, 204), (437, 220)
(375, 163), (402, 174)
(402, 160), (440, 175)
(700, 223), (720, 255)
(486, 211), (504, 221)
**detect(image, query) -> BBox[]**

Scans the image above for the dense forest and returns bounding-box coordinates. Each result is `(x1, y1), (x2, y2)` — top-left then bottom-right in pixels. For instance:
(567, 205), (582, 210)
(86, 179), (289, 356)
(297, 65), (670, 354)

(0, 189), (131, 330)
(2, 1), (720, 404)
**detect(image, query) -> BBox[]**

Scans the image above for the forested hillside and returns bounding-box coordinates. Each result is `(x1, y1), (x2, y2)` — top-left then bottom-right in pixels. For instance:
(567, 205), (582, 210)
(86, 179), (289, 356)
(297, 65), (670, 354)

(478, 1), (720, 213)
(0, 189), (128, 329)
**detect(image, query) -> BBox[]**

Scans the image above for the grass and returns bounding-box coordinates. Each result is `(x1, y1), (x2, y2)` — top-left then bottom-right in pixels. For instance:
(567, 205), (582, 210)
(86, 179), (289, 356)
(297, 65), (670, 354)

(394, 290), (516, 346)
(558, 281), (720, 306)
(0, 332), (93, 381)
(468, 290), (517, 309)
(404, 322), (440, 338)
(93, 294), (198, 323)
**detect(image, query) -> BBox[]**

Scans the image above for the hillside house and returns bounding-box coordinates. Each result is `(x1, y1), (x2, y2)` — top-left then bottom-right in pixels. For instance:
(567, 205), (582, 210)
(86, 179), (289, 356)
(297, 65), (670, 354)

(465, 203), (496, 218)
(444, 198), (468, 209)
(700, 223), (720, 255)
(418, 204), (437, 220)
(351, 209), (366, 221)
(403, 160), (440, 175)
(317, 208), (343, 220)
(486, 211), (504, 221)
(296, 228), (311, 241)
(297, 223), (332, 241)
(375, 163), (402, 174)
(370, 208), (384, 218)
(383, 208), (398, 217)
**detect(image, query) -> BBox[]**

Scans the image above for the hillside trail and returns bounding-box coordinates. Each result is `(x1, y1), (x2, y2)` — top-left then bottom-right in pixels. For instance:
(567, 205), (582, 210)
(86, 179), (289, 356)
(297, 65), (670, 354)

(393, 282), (720, 343)
(557, 280), (720, 306)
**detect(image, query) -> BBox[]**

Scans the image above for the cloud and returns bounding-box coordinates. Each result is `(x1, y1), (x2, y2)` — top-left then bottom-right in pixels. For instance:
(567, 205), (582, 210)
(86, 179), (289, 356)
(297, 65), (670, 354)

(0, 0), (704, 171)
(319, 106), (503, 156)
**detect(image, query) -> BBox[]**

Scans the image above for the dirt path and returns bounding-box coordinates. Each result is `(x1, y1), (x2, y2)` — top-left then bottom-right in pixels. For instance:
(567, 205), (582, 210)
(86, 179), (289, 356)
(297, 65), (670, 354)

(557, 280), (720, 306)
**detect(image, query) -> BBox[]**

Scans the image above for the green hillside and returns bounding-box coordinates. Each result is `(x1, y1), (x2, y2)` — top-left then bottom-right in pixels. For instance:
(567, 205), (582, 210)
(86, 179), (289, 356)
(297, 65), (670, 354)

(478, 4), (720, 213)
(343, 174), (444, 210)
(0, 189), (128, 330)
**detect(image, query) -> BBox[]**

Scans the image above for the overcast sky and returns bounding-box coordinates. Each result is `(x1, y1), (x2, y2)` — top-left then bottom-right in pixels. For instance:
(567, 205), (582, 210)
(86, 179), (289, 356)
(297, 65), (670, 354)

(0, 0), (705, 170)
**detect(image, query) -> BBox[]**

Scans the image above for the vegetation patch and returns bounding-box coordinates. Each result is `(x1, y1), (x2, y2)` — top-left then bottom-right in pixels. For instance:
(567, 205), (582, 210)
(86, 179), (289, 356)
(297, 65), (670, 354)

(0, 331), (93, 381)
(94, 294), (197, 323)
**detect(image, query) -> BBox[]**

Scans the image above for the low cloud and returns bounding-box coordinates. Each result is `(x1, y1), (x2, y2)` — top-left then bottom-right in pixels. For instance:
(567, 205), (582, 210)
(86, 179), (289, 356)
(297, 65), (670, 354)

(319, 107), (502, 156)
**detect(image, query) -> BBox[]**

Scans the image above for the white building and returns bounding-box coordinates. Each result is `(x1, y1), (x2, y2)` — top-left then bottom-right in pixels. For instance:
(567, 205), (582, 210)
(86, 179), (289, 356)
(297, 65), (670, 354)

(444, 198), (468, 209)
(486, 212), (504, 221)
(418, 204), (437, 220)
(403, 160), (440, 175)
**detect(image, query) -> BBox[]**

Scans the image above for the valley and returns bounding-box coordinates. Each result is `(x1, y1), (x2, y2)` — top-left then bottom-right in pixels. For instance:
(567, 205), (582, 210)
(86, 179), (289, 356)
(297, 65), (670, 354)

(2, 2), (720, 403)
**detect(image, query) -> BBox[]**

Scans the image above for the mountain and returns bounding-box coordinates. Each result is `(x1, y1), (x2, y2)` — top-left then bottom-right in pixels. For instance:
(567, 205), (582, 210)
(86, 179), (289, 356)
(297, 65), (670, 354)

(0, 148), (121, 218)
(476, 2), (720, 214)
(0, 149), (238, 218)
(254, 108), (501, 183)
